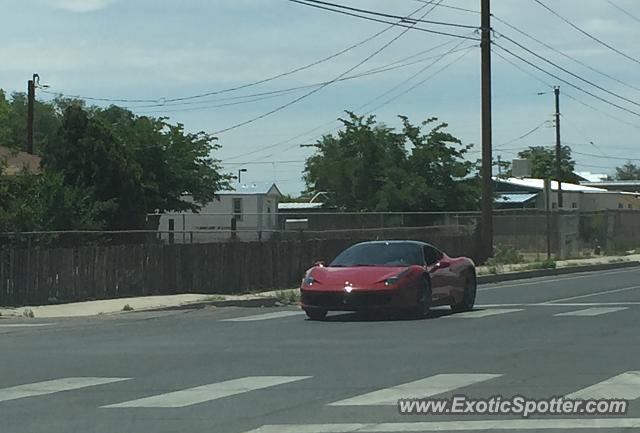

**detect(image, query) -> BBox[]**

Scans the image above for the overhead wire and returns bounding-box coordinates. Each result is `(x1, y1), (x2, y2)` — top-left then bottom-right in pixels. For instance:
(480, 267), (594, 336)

(492, 42), (640, 118)
(295, 0), (478, 29)
(212, 0), (448, 134)
(605, 0), (640, 24)
(492, 14), (640, 93)
(532, 0), (640, 66)
(40, 2), (432, 105)
(221, 33), (477, 162)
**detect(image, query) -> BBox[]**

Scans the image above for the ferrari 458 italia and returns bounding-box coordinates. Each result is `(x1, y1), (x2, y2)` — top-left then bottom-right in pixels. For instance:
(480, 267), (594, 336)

(299, 240), (476, 320)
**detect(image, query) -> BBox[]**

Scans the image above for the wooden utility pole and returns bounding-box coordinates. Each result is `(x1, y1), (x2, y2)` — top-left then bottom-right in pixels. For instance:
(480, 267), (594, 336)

(554, 86), (563, 208)
(481, 0), (493, 259)
(27, 75), (36, 154)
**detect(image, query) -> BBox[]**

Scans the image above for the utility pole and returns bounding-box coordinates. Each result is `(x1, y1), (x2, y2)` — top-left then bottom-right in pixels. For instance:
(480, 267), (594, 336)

(554, 86), (563, 208)
(26, 74), (37, 154)
(480, 0), (493, 259)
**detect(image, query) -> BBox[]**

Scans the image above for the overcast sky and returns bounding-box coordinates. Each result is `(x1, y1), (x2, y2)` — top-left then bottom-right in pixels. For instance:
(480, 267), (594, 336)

(3, 0), (640, 194)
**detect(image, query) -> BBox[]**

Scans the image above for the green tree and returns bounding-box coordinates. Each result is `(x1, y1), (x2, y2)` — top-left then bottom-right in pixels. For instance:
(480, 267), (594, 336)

(303, 112), (479, 211)
(517, 145), (578, 182)
(0, 90), (61, 153)
(615, 162), (640, 180)
(42, 104), (230, 229)
(0, 170), (108, 232)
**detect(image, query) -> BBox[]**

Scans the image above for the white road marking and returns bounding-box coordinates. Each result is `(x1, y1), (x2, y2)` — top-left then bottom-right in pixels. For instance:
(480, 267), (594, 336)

(478, 302), (640, 307)
(542, 285), (640, 304)
(478, 267), (639, 291)
(0, 323), (54, 327)
(567, 371), (640, 400)
(221, 311), (304, 322)
(242, 418), (640, 433)
(446, 308), (523, 318)
(0, 377), (130, 403)
(328, 374), (500, 406)
(555, 307), (628, 317)
(103, 376), (311, 408)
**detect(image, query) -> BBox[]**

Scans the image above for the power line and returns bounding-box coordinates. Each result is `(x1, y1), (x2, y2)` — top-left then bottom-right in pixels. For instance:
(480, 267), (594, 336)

(243, 46), (475, 164)
(410, 0), (479, 14)
(289, 0), (480, 40)
(532, 0), (640, 66)
(495, 31), (640, 109)
(492, 47), (553, 87)
(492, 42), (640, 118)
(606, 0), (640, 24)
(492, 14), (640, 93)
(135, 43), (475, 114)
(494, 120), (551, 149)
(40, 3), (430, 105)
(212, 1), (446, 135)
(562, 92), (640, 130)
(297, 0), (478, 29)
(572, 150), (640, 162)
(221, 35), (476, 162)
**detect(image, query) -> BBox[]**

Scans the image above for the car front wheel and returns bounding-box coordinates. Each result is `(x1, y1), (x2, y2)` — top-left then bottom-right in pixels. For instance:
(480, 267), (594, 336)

(451, 272), (476, 313)
(304, 308), (328, 321)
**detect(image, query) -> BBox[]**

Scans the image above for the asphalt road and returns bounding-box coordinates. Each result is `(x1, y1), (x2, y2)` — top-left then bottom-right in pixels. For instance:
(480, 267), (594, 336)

(1, 267), (640, 433)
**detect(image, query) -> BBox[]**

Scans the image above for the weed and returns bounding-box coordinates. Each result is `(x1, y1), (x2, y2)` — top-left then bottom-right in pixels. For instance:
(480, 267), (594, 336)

(122, 304), (134, 312)
(22, 309), (35, 318)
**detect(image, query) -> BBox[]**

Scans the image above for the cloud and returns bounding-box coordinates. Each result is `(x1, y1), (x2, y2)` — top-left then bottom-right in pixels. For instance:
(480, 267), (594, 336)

(46, 0), (116, 13)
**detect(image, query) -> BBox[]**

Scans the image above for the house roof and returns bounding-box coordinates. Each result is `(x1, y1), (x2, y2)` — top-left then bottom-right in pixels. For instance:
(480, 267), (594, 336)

(574, 171), (609, 183)
(0, 146), (41, 175)
(278, 202), (324, 210)
(496, 193), (538, 204)
(494, 177), (609, 193)
(215, 182), (283, 197)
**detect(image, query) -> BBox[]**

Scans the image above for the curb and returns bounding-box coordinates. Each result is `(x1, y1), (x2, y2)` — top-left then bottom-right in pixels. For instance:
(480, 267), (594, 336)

(150, 296), (282, 311)
(477, 260), (640, 284)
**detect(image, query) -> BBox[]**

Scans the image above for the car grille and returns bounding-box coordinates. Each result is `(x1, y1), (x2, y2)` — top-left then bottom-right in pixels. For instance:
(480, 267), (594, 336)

(302, 291), (392, 308)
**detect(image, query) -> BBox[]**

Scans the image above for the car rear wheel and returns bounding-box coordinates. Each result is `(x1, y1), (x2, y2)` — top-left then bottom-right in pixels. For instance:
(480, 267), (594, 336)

(451, 272), (476, 313)
(304, 308), (328, 321)
(411, 277), (432, 318)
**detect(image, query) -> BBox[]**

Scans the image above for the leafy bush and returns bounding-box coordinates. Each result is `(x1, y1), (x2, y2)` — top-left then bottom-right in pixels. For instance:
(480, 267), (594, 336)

(487, 245), (525, 266)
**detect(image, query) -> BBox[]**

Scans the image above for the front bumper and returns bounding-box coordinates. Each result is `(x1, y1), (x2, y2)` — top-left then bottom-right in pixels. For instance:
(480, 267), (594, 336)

(300, 288), (413, 311)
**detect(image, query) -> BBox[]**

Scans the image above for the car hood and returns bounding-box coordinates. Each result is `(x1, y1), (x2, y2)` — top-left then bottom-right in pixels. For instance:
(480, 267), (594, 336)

(309, 265), (409, 287)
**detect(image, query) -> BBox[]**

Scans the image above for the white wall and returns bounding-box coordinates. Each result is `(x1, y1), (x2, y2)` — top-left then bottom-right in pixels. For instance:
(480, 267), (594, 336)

(157, 193), (279, 242)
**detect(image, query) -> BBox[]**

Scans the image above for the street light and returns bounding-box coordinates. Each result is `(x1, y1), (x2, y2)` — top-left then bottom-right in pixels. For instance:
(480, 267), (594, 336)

(237, 168), (247, 184)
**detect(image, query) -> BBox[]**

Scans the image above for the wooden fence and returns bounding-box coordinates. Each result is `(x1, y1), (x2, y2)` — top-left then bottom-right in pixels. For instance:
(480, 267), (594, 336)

(0, 228), (478, 306)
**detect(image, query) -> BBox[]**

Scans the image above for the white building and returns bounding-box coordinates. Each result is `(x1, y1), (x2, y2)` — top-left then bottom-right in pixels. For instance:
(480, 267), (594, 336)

(157, 183), (282, 243)
(494, 177), (640, 210)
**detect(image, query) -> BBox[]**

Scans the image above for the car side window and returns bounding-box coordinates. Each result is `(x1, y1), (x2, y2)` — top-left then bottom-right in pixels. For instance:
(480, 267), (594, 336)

(423, 245), (442, 266)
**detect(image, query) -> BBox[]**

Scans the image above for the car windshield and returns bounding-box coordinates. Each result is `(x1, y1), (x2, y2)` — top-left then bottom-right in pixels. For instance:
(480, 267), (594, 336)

(330, 243), (422, 267)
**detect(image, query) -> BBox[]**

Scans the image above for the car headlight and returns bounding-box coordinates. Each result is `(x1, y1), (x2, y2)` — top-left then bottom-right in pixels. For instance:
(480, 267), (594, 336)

(384, 268), (411, 286)
(384, 276), (400, 286)
(303, 275), (315, 286)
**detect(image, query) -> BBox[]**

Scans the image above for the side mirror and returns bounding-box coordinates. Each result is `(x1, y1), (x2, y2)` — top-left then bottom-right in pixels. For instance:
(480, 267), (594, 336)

(313, 260), (325, 267)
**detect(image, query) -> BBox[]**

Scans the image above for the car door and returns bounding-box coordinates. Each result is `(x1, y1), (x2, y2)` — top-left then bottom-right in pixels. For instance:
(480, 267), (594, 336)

(423, 245), (450, 302)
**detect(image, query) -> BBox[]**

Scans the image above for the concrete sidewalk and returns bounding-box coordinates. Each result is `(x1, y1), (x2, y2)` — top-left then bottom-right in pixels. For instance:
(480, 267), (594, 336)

(0, 292), (285, 319)
(1, 253), (638, 319)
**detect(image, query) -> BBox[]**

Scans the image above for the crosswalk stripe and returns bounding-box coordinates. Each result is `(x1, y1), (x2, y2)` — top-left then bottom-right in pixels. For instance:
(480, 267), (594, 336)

(446, 308), (523, 318)
(103, 376), (311, 408)
(567, 371), (640, 400)
(242, 418), (640, 433)
(554, 307), (628, 317)
(0, 377), (130, 403)
(328, 373), (500, 406)
(221, 311), (304, 322)
(0, 323), (54, 327)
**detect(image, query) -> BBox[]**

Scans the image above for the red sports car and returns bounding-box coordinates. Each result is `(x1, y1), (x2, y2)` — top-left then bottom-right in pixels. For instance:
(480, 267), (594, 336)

(299, 240), (476, 320)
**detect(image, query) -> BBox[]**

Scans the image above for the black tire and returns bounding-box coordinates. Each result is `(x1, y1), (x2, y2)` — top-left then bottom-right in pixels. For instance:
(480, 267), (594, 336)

(411, 276), (432, 318)
(305, 308), (328, 321)
(451, 271), (477, 313)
